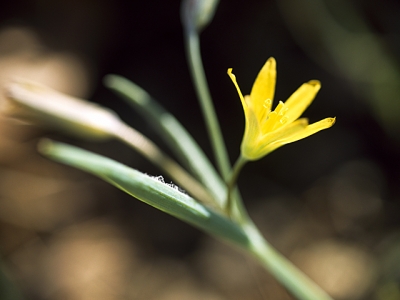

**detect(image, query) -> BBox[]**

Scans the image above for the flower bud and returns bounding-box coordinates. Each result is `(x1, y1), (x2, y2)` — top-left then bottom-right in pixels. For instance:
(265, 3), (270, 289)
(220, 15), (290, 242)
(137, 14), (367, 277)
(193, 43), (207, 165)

(2, 79), (122, 140)
(181, 0), (219, 32)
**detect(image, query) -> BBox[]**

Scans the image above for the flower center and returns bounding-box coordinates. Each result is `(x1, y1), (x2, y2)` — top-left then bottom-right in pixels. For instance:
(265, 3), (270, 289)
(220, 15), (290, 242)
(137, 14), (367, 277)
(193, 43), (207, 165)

(261, 100), (289, 133)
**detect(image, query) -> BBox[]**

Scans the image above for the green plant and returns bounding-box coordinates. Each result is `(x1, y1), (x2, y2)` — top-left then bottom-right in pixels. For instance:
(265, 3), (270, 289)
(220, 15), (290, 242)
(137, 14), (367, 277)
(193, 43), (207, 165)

(3, 1), (335, 299)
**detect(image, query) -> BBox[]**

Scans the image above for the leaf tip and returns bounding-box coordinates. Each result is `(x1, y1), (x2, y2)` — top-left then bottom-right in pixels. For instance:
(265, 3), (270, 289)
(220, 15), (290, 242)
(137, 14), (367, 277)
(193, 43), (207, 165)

(37, 138), (54, 155)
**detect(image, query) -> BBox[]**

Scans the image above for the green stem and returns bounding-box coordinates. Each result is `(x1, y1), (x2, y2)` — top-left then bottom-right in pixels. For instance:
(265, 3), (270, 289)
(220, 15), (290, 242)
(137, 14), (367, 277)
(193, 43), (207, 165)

(226, 157), (332, 299)
(226, 155), (247, 219)
(184, 28), (231, 179)
(243, 223), (334, 300)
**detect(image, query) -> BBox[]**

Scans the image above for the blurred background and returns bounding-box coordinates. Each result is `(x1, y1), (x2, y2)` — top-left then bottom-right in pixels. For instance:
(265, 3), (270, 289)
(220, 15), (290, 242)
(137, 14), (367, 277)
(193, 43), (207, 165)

(0, 0), (399, 299)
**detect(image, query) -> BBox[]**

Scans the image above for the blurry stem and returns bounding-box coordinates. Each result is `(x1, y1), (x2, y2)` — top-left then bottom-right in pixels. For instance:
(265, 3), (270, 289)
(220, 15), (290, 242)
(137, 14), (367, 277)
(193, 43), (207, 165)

(226, 155), (247, 219)
(113, 123), (215, 207)
(226, 156), (333, 300)
(184, 28), (231, 179)
(244, 224), (334, 300)
(184, 27), (250, 225)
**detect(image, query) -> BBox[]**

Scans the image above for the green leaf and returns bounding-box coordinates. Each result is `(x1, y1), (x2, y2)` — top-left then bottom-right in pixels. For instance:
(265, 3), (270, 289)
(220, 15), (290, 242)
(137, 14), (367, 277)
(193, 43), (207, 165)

(104, 75), (227, 207)
(38, 139), (248, 247)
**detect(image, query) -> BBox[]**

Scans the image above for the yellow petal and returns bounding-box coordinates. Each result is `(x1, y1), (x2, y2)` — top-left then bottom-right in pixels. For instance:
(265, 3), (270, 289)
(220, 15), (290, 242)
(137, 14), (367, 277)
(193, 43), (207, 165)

(250, 57), (276, 112)
(284, 80), (321, 123)
(228, 70), (258, 140)
(258, 118), (308, 149)
(227, 68), (246, 105)
(274, 117), (335, 145)
(242, 119), (308, 160)
(254, 117), (335, 157)
(241, 97), (262, 150)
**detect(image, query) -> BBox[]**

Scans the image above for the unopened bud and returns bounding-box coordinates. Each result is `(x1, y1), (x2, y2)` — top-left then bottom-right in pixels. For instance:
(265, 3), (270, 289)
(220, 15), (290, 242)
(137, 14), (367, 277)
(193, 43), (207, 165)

(3, 79), (122, 140)
(181, 0), (219, 32)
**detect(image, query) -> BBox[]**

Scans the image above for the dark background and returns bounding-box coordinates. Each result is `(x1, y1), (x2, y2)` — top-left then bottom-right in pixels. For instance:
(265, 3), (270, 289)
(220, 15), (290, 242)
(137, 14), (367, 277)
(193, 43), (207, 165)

(0, 0), (399, 299)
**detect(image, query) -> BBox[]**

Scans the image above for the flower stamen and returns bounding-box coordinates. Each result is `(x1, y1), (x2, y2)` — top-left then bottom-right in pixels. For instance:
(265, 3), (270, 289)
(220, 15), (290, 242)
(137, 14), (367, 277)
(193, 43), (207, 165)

(262, 111), (279, 133)
(274, 101), (286, 115)
(263, 99), (272, 109)
(280, 116), (288, 125)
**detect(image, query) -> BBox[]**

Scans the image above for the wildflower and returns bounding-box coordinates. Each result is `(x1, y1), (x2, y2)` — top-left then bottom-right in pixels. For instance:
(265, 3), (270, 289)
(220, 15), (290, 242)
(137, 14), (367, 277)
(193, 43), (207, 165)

(228, 57), (335, 161)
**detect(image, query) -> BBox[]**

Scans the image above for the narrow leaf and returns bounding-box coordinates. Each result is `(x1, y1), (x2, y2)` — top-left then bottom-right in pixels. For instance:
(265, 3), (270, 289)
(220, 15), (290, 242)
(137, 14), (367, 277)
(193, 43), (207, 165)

(38, 139), (248, 246)
(104, 75), (227, 207)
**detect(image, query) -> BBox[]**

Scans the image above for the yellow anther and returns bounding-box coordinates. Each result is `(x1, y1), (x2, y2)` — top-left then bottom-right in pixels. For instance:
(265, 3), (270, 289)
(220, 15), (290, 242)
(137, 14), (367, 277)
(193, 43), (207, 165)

(263, 98), (272, 109)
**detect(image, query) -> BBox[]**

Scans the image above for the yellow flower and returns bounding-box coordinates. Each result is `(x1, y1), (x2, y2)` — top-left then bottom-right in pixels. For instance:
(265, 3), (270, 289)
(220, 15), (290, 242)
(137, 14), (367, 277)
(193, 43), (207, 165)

(228, 57), (335, 161)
